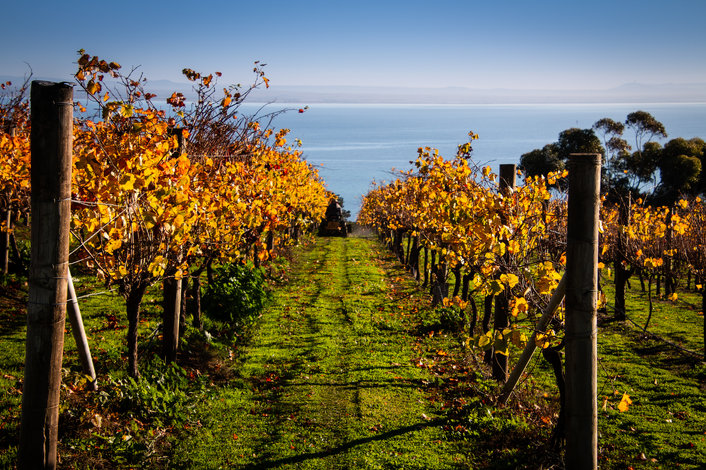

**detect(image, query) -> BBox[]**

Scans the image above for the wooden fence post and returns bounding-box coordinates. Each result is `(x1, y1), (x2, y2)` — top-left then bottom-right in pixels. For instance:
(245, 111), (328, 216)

(492, 163), (516, 382)
(1, 116), (14, 275)
(565, 153), (601, 470)
(2, 209), (11, 275)
(19, 81), (73, 470)
(163, 272), (182, 363)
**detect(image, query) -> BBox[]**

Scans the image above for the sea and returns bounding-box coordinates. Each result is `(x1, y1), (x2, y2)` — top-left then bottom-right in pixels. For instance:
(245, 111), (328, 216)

(243, 103), (706, 219)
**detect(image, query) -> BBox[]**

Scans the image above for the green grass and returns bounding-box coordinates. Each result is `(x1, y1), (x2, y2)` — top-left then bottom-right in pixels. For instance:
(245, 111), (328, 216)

(1, 233), (704, 469)
(0, 269), (194, 468)
(592, 277), (705, 469)
(169, 236), (466, 469)
(488, 270), (706, 469)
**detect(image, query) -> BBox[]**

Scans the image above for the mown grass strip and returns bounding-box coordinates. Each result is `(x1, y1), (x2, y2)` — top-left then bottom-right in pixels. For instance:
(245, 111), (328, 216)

(171, 235), (465, 469)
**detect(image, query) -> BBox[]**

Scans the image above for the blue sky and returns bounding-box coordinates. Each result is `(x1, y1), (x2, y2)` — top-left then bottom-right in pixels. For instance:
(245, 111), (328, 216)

(2, 0), (706, 91)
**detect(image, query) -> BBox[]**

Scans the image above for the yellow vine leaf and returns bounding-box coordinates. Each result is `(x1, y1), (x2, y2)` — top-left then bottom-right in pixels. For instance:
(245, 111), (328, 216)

(86, 80), (101, 95)
(500, 273), (519, 288)
(618, 393), (632, 413)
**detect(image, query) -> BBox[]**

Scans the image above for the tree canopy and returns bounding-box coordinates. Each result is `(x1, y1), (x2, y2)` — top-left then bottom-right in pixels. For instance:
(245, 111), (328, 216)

(516, 111), (705, 205)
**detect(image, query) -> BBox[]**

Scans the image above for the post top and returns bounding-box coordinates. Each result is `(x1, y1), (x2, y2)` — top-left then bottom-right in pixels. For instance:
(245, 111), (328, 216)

(31, 80), (74, 89)
(568, 153), (602, 166)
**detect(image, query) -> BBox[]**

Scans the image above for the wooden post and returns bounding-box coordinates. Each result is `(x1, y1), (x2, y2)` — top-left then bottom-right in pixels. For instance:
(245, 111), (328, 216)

(19, 81), (73, 470)
(613, 195), (630, 321)
(492, 164), (516, 382)
(162, 273), (182, 364)
(564, 153), (601, 470)
(499, 163), (516, 190)
(1, 117), (15, 275)
(1, 118), (14, 276)
(66, 268), (97, 390)
(2, 209), (11, 275)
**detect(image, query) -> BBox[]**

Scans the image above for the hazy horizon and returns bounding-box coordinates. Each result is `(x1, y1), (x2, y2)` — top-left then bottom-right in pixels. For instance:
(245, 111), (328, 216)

(3, 72), (704, 106)
(1, 1), (705, 100)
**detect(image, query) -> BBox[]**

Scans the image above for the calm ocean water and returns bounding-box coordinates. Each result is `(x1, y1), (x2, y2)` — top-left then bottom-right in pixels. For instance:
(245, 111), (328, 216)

(246, 103), (706, 218)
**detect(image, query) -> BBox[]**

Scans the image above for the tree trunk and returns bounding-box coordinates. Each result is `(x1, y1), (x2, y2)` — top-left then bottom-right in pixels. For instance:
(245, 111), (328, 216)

(253, 243), (261, 268)
(452, 265), (462, 297)
(686, 270), (691, 291)
(408, 236), (420, 281)
(422, 246), (429, 287)
(483, 295), (493, 365)
(191, 273), (203, 330)
(431, 261), (448, 306)
(206, 257), (215, 285)
(492, 291), (509, 382)
(9, 232), (24, 274)
(614, 260), (628, 321)
(19, 81), (73, 470)
(644, 276), (653, 332)
(467, 296), (478, 334)
(405, 232), (412, 268)
(266, 231), (274, 260)
(461, 273), (471, 301)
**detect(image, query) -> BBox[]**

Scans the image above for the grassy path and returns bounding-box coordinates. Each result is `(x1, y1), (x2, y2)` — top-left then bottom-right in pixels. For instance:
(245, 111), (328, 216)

(172, 235), (465, 469)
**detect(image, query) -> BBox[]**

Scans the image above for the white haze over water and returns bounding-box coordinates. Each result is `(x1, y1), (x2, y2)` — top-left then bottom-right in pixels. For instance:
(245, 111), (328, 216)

(245, 103), (706, 219)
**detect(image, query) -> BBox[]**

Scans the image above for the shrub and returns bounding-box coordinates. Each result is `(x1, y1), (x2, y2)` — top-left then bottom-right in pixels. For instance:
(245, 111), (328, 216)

(202, 261), (270, 327)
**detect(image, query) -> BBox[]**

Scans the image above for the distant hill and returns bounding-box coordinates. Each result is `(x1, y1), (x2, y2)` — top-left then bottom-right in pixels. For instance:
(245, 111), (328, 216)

(245, 83), (706, 104)
(3, 74), (705, 105)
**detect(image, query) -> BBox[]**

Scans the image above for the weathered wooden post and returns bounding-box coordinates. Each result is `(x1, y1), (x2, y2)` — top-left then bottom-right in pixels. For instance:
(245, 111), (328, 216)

(565, 153), (601, 470)
(162, 271), (182, 363)
(2, 209), (11, 275)
(492, 163), (516, 382)
(19, 81), (73, 470)
(1, 120), (15, 275)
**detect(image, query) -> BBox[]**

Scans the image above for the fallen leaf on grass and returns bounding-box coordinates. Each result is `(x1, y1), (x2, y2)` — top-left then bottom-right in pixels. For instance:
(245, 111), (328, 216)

(618, 393), (632, 413)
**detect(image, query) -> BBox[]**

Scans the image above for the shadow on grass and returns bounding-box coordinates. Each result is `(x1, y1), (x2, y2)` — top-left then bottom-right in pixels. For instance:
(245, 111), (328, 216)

(239, 418), (447, 470)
